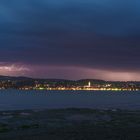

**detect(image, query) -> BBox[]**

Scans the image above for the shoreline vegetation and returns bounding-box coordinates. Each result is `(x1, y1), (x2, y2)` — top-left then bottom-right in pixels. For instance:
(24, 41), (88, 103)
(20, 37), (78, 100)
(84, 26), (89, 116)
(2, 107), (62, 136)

(0, 108), (140, 140)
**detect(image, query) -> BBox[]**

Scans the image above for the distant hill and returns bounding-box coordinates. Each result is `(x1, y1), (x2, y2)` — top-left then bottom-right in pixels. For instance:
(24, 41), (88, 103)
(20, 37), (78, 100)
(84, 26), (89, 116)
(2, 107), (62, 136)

(0, 75), (33, 81)
(0, 75), (139, 84)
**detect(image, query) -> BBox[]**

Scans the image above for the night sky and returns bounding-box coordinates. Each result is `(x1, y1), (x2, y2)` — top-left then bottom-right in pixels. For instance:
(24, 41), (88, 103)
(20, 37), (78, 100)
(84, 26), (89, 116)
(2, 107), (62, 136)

(0, 0), (140, 81)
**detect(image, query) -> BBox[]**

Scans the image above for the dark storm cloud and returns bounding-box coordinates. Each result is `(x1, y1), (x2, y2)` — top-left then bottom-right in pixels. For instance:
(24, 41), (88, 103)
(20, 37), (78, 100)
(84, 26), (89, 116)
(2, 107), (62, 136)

(0, 0), (140, 72)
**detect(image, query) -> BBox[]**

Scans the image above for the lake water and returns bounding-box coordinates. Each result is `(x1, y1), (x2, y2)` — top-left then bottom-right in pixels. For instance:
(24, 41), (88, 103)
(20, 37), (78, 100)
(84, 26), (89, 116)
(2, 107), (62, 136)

(0, 90), (140, 110)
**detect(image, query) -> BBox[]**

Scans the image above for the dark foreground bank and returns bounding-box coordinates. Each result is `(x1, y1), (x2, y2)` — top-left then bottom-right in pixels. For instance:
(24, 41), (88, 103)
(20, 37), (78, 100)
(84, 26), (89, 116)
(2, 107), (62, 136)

(0, 109), (140, 140)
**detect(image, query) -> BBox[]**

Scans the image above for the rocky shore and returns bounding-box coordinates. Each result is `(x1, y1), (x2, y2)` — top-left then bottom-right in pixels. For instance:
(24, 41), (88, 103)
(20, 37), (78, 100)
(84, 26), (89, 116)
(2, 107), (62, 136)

(0, 108), (140, 140)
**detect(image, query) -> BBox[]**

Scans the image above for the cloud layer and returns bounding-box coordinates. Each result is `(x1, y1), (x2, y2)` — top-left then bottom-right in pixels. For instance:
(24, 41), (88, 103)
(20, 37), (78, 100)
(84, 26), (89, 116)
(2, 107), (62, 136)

(0, 0), (140, 80)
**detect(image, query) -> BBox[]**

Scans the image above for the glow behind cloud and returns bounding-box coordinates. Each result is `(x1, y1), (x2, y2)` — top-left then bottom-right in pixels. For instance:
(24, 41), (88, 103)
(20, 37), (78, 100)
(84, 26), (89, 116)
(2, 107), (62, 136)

(13, 65), (139, 81)
(0, 64), (30, 76)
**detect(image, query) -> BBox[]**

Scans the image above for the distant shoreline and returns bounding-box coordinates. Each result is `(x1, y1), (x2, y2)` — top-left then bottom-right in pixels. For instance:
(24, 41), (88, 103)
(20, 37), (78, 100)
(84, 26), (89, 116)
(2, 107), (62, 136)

(0, 75), (139, 91)
(0, 89), (140, 91)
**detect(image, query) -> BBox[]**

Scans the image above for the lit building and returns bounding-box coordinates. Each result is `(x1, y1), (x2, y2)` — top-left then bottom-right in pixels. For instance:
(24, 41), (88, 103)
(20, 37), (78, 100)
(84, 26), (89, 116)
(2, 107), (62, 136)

(88, 81), (91, 87)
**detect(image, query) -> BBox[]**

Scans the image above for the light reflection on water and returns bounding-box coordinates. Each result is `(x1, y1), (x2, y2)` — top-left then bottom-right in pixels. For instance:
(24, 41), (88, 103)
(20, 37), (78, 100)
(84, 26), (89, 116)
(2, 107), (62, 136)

(0, 90), (139, 110)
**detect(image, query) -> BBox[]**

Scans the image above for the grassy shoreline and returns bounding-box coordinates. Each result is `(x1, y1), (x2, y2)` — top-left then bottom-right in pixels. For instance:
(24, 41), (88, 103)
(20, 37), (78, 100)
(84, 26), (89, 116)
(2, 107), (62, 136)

(0, 108), (140, 140)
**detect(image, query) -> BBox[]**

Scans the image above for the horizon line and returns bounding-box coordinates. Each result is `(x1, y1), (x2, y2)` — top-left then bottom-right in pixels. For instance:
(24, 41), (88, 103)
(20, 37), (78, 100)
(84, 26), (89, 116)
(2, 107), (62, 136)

(0, 74), (140, 82)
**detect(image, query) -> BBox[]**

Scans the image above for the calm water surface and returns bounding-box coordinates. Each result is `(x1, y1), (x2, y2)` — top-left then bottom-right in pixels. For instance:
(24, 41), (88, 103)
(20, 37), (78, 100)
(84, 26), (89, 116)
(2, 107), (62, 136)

(0, 90), (140, 110)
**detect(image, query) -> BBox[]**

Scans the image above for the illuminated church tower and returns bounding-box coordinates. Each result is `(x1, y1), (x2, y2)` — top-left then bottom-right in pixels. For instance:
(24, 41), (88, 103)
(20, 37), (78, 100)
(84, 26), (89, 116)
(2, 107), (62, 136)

(88, 81), (91, 87)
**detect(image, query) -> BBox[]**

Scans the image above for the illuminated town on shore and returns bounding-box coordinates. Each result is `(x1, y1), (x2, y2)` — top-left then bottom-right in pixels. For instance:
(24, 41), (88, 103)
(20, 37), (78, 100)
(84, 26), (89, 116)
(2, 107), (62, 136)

(32, 81), (139, 91)
(0, 76), (139, 91)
